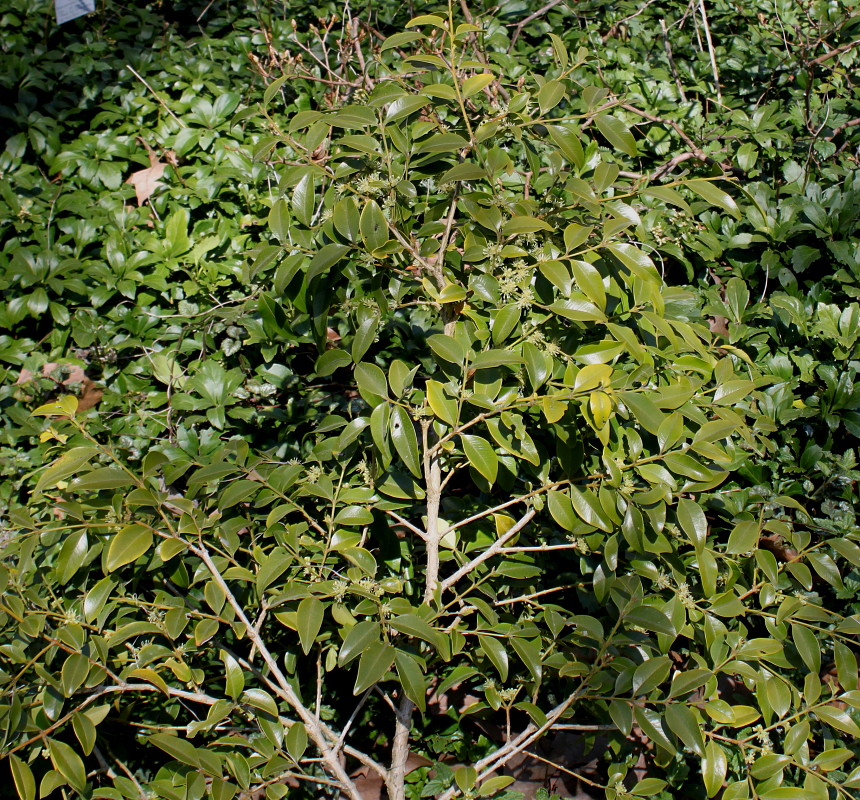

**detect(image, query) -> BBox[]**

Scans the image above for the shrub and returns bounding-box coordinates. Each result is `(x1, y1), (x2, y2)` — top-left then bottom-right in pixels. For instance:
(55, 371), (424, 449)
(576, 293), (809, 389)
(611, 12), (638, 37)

(3, 3), (860, 800)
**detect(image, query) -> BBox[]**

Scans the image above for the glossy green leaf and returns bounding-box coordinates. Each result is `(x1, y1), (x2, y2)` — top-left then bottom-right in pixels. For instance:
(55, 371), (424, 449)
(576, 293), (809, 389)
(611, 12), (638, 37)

(354, 641), (395, 694)
(105, 524), (152, 572)
(461, 434), (498, 484)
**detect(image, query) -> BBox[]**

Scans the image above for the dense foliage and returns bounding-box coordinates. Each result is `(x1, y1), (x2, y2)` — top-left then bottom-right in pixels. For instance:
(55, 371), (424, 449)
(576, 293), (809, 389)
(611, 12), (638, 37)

(2, 1), (860, 799)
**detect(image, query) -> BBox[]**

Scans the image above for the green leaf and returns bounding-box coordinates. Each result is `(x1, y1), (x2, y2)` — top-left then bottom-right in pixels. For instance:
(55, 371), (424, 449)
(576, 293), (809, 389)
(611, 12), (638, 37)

(548, 490), (576, 530)
(61, 653), (90, 696)
(355, 362), (388, 405)
(569, 486), (613, 532)
(426, 380), (458, 426)
(815, 705), (860, 737)
(34, 446), (98, 494)
(360, 199), (388, 252)
(352, 316), (379, 364)
(286, 723), (308, 762)
(455, 767), (478, 793)
(835, 640), (858, 690)
(702, 740), (727, 797)
(632, 656), (672, 695)
(9, 755), (36, 800)
(547, 124), (584, 168)
(677, 498), (707, 550)
(633, 707), (675, 754)
(339, 621), (381, 666)
(69, 466), (132, 492)
(791, 623), (820, 673)
(389, 614), (442, 650)
(380, 31), (424, 51)
(220, 479), (260, 509)
(461, 434), (498, 484)
(48, 738), (87, 790)
(354, 640), (395, 694)
(502, 216), (553, 236)
(664, 703), (705, 756)
(631, 778), (668, 797)
(417, 133), (469, 153)
(625, 606), (675, 637)
(394, 649), (427, 712)
(406, 14), (447, 28)
(316, 349), (352, 376)
(594, 113), (637, 157)
(726, 520), (759, 554)
(297, 597), (325, 655)
(148, 733), (200, 769)
(569, 260), (606, 309)
(71, 712), (96, 756)
(462, 74), (495, 97)
(106, 524), (153, 572)
(427, 333), (466, 364)
(390, 405), (421, 478)
(477, 777), (516, 797)
(685, 179), (741, 219)
(292, 171), (314, 227)
(307, 243), (350, 283)
(57, 529), (88, 584)
(537, 80), (566, 114)
(604, 242), (659, 281)
(222, 650), (245, 700)
(478, 633), (509, 680)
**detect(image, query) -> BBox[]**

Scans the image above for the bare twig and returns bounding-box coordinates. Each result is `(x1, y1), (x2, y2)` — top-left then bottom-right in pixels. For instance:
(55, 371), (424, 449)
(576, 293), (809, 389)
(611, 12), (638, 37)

(809, 37), (860, 66)
(125, 65), (186, 128)
(508, 0), (566, 50)
(660, 18), (687, 102)
(384, 509), (429, 541)
(826, 116), (860, 141)
(603, 0), (663, 40)
(697, 0), (722, 103)
(439, 509), (536, 591)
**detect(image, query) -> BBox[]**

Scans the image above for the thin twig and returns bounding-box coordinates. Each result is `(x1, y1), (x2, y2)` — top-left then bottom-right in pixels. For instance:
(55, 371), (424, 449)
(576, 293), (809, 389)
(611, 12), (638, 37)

(383, 509), (429, 541)
(508, 0), (566, 50)
(697, 0), (722, 103)
(809, 37), (860, 66)
(439, 509), (536, 591)
(603, 0), (663, 40)
(125, 65), (186, 128)
(660, 18), (687, 102)
(826, 116), (860, 141)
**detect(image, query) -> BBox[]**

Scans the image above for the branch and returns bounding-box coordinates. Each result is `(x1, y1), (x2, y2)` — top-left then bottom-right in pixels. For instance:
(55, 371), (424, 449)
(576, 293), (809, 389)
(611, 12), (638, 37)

(187, 540), (382, 799)
(383, 508), (429, 541)
(508, 0), (566, 51)
(826, 116), (860, 141)
(618, 103), (741, 177)
(387, 695), (416, 800)
(4, 683), (220, 757)
(809, 37), (860, 66)
(439, 509), (536, 592)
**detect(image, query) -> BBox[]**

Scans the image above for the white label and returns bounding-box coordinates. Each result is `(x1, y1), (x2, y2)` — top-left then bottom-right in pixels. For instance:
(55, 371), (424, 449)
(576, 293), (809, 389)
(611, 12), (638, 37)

(55, 0), (95, 25)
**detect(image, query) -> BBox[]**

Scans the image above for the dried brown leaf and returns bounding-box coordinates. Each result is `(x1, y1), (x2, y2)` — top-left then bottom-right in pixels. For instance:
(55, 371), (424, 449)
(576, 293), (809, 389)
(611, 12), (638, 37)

(126, 158), (165, 206)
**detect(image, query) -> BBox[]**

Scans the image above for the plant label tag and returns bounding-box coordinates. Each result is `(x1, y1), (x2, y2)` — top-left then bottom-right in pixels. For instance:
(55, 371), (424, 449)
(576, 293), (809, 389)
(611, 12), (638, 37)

(55, 0), (95, 25)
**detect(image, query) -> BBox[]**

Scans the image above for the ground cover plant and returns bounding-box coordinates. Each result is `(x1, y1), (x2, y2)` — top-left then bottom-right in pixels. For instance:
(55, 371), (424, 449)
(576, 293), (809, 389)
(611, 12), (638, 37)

(1, 1), (860, 799)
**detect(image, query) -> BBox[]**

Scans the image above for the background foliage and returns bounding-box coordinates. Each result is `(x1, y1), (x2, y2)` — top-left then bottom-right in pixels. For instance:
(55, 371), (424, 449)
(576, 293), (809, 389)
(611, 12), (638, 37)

(2, 0), (860, 799)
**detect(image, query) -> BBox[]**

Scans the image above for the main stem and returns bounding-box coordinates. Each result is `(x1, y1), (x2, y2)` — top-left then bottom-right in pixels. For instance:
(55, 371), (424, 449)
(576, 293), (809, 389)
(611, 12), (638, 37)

(422, 418), (443, 604)
(387, 694), (417, 800)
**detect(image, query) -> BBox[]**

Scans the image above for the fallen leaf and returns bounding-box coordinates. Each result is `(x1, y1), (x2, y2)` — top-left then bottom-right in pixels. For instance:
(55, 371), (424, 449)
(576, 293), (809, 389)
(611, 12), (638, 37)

(709, 315), (729, 336)
(126, 138), (166, 205)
